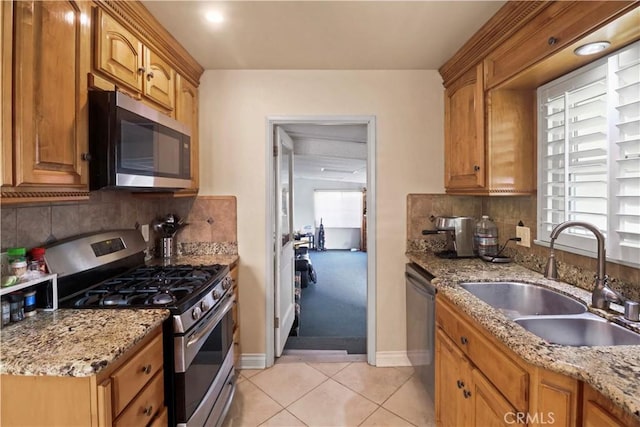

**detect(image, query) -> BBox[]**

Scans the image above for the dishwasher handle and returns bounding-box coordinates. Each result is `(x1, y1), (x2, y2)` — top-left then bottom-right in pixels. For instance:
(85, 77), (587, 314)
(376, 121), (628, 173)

(405, 272), (436, 299)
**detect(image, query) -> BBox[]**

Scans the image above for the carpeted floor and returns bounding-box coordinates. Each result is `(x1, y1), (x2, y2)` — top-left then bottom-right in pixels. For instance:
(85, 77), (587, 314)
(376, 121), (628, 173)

(285, 250), (367, 354)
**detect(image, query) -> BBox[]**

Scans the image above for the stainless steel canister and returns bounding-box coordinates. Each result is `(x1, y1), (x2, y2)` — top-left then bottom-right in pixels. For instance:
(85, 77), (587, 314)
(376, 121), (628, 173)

(160, 237), (175, 258)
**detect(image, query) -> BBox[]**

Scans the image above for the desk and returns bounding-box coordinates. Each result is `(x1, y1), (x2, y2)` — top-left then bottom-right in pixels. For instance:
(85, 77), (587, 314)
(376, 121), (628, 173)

(294, 233), (315, 250)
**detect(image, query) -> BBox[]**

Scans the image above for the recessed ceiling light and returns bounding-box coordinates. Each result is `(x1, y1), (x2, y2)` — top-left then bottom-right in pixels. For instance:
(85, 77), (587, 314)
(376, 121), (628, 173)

(206, 11), (224, 24)
(574, 41), (610, 56)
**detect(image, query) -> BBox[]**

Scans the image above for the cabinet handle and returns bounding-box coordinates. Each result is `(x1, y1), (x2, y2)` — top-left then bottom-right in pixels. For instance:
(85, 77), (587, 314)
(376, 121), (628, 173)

(460, 336), (469, 345)
(147, 71), (155, 81)
(456, 380), (465, 389)
(81, 153), (92, 161)
(141, 364), (152, 374)
(143, 405), (154, 416)
(138, 67), (146, 74)
(463, 390), (472, 399)
(548, 37), (558, 46)
(473, 165), (480, 172)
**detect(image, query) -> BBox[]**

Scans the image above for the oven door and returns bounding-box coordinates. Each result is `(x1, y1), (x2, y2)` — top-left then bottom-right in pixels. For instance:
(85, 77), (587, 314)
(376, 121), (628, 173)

(174, 293), (235, 425)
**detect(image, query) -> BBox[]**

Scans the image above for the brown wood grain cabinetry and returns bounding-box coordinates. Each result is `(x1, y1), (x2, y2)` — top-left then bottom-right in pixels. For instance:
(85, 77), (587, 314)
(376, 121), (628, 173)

(583, 384), (640, 427)
(94, 8), (175, 114)
(0, 325), (165, 427)
(175, 73), (200, 191)
(2, 0), (92, 203)
(444, 63), (484, 191)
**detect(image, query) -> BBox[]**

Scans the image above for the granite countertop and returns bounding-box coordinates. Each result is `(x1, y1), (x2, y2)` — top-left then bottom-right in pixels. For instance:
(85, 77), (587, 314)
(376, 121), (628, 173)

(147, 254), (239, 268)
(406, 251), (640, 421)
(0, 309), (169, 377)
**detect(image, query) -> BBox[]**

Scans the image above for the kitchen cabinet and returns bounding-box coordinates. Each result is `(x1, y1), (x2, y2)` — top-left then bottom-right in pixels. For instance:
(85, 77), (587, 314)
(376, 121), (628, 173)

(440, 1), (639, 196)
(94, 8), (175, 114)
(175, 74), (200, 192)
(231, 264), (240, 367)
(1, 0), (92, 203)
(0, 325), (165, 426)
(583, 384), (640, 427)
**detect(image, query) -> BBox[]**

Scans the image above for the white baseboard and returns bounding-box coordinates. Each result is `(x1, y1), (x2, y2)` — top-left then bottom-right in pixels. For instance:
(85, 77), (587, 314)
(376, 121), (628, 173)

(239, 353), (267, 370)
(375, 351), (411, 367)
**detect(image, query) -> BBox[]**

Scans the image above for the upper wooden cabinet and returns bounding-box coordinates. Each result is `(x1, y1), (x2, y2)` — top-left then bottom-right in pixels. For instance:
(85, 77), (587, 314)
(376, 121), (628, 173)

(444, 63), (485, 191)
(94, 8), (176, 113)
(175, 74), (199, 191)
(2, 0), (91, 202)
(440, 1), (639, 196)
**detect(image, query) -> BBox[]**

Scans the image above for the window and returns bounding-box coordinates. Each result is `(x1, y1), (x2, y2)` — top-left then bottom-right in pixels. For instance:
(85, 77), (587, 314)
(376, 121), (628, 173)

(314, 190), (363, 228)
(537, 40), (640, 267)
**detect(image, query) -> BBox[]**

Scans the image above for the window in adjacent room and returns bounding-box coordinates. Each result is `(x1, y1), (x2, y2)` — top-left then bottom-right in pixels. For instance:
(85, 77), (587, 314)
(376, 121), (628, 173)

(537, 40), (639, 267)
(314, 190), (363, 228)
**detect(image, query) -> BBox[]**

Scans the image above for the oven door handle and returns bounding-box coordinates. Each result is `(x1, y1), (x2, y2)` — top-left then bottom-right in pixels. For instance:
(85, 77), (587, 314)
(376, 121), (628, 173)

(176, 293), (235, 372)
(188, 295), (234, 349)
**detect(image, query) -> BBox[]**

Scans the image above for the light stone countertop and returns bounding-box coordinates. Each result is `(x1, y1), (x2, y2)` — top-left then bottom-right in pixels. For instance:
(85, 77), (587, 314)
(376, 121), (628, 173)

(406, 251), (640, 421)
(0, 309), (169, 377)
(147, 254), (239, 268)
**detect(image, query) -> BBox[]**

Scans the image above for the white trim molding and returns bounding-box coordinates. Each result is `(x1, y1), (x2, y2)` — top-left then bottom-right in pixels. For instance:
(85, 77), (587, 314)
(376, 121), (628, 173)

(375, 351), (411, 367)
(239, 353), (267, 370)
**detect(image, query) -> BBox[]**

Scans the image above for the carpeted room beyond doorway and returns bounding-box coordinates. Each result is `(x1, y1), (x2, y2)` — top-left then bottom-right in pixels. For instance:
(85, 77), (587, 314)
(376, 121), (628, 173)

(285, 250), (367, 354)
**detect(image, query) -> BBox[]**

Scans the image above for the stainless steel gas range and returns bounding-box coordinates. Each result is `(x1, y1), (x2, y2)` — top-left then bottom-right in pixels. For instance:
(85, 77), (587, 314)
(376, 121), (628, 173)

(45, 229), (236, 427)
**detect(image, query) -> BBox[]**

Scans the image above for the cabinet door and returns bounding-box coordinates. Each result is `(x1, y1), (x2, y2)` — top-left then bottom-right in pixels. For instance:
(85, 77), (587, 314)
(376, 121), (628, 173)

(175, 74), (199, 190)
(444, 63), (485, 191)
(583, 385), (640, 427)
(12, 0), (89, 188)
(143, 48), (175, 112)
(436, 329), (472, 427)
(94, 8), (143, 93)
(472, 368), (516, 427)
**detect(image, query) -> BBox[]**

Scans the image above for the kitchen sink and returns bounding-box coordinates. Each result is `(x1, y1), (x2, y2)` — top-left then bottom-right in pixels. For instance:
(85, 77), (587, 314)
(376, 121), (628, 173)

(459, 281), (587, 319)
(514, 315), (640, 346)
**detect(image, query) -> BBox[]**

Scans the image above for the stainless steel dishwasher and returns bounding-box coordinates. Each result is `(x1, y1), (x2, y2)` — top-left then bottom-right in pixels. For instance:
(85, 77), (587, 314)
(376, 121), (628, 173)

(406, 262), (436, 401)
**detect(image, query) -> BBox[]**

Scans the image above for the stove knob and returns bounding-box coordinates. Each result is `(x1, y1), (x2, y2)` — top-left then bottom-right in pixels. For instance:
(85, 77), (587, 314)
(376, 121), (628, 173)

(222, 277), (232, 290)
(200, 301), (210, 312)
(192, 306), (202, 320)
(212, 290), (222, 300)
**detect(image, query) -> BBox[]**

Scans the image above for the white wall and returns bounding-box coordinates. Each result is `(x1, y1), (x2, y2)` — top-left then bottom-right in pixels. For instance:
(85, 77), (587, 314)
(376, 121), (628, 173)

(199, 70), (444, 357)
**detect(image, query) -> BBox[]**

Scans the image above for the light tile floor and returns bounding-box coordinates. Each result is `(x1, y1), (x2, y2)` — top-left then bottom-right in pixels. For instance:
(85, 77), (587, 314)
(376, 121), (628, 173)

(222, 360), (435, 427)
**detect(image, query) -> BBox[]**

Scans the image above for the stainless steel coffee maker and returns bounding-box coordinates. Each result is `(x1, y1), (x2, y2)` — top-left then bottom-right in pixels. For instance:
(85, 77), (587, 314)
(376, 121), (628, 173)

(422, 216), (476, 258)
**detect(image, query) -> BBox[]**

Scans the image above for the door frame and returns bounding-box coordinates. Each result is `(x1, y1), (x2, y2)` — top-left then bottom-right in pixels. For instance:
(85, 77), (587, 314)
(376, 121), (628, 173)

(265, 115), (377, 367)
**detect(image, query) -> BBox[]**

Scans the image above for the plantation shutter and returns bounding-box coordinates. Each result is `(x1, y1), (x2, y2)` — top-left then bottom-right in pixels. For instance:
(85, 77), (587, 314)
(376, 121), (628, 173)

(537, 40), (640, 266)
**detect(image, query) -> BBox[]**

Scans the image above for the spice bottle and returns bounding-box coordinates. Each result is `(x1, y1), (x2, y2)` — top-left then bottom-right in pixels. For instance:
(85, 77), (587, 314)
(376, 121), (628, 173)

(29, 247), (47, 273)
(7, 247), (26, 265)
(9, 293), (24, 322)
(23, 290), (37, 317)
(1, 299), (10, 326)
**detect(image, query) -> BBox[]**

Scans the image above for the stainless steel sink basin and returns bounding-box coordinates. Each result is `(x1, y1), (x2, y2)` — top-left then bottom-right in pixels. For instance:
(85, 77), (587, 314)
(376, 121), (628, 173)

(459, 281), (587, 318)
(514, 315), (640, 346)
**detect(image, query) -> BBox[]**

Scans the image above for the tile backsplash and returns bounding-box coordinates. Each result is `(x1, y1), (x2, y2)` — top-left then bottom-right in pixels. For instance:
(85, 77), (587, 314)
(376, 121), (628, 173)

(407, 193), (640, 301)
(1, 192), (237, 256)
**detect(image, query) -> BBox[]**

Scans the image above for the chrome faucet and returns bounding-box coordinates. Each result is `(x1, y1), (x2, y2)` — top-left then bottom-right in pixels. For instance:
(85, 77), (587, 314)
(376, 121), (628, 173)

(544, 221), (624, 310)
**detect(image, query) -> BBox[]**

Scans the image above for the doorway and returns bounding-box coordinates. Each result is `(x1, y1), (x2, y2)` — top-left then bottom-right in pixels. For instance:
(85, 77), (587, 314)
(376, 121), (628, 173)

(265, 116), (376, 367)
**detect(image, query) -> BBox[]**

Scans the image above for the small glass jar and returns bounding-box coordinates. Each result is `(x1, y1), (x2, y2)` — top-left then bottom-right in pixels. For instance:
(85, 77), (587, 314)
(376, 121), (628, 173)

(23, 290), (37, 317)
(1, 299), (10, 326)
(7, 247), (26, 265)
(9, 293), (24, 322)
(29, 247), (47, 273)
(11, 260), (28, 278)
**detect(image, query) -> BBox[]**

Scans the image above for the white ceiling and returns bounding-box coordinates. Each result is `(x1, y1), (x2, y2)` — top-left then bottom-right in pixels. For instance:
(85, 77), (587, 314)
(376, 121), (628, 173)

(141, 1), (506, 183)
(142, 1), (505, 70)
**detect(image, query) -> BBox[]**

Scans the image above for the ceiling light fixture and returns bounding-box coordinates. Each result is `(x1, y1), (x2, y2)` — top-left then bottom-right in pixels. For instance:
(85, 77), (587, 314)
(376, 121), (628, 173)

(574, 41), (610, 56)
(205, 11), (224, 24)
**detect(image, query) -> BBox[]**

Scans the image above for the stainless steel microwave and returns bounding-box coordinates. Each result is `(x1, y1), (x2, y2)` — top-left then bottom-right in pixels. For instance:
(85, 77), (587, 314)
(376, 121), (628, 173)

(88, 91), (191, 191)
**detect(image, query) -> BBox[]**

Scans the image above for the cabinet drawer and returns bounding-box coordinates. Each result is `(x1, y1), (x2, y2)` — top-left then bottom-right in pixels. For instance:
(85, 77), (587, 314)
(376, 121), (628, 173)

(484, 1), (629, 89)
(436, 297), (528, 411)
(114, 371), (164, 427)
(149, 405), (169, 427)
(111, 331), (163, 415)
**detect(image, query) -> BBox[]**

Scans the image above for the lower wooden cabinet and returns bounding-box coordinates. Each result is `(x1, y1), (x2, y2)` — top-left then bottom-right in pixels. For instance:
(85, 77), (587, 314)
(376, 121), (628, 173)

(435, 295), (640, 427)
(0, 325), (166, 427)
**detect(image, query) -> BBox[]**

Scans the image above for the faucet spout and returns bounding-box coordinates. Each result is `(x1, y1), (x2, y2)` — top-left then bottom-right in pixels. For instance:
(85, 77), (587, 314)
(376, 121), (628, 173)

(543, 221), (624, 310)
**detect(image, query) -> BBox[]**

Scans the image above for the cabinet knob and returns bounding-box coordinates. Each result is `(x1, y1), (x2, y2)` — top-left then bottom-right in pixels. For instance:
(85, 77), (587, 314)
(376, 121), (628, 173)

(548, 37), (558, 46)
(456, 380), (465, 389)
(81, 153), (92, 161)
(141, 364), (152, 374)
(147, 71), (155, 81)
(460, 336), (469, 345)
(463, 390), (472, 399)
(143, 405), (154, 416)
(473, 165), (480, 172)
(138, 67), (146, 74)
